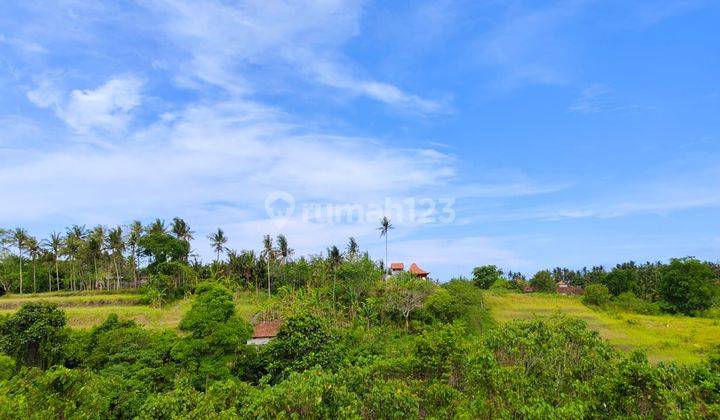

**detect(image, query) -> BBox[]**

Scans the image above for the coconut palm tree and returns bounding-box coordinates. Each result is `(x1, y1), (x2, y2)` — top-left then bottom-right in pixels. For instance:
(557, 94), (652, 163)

(127, 221), (143, 288)
(328, 245), (342, 307)
(208, 228), (228, 262)
(12, 228), (28, 294)
(171, 217), (194, 241)
(147, 218), (167, 235)
(276, 234), (293, 264)
(65, 225), (87, 291)
(346, 237), (359, 261)
(107, 226), (125, 290)
(27, 236), (40, 293)
(44, 232), (63, 291)
(262, 235), (274, 297)
(377, 217), (393, 279)
(87, 226), (105, 289)
(172, 218), (194, 262)
(276, 234), (293, 286)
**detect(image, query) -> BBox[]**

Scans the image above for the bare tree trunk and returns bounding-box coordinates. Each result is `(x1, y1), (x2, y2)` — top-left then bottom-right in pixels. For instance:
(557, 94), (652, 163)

(32, 257), (36, 293)
(384, 236), (388, 281)
(19, 249), (23, 294)
(113, 255), (120, 290)
(267, 256), (271, 297)
(55, 257), (60, 291)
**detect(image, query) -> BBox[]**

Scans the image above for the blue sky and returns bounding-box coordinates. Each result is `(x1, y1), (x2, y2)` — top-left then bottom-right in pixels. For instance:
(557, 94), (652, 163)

(1, 0), (719, 280)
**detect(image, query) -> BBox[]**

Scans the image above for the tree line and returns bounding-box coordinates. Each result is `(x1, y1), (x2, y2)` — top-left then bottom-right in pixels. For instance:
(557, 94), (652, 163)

(0, 218), (393, 300)
(470, 259), (720, 315)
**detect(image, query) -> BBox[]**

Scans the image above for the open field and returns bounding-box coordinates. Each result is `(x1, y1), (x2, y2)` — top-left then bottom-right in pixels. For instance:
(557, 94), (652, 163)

(0, 290), (262, 330)
(484, 291), (720, 364)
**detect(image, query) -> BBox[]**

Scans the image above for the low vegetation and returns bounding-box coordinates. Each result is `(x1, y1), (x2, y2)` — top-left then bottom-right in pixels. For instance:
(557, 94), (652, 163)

(485, 291), (720, 364)
(1, 219), (720, 417)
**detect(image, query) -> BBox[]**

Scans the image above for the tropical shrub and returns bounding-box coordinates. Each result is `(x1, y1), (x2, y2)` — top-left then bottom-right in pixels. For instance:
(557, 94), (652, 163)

(472, 265), (503, 289)
(530, 270), (556, 292)
(660, 258), (719, 314)
(0, 303), (67, 369)
(583, 283), (612, 306)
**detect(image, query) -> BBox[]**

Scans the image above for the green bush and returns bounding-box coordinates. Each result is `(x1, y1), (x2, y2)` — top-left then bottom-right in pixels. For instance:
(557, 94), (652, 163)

(530, 270), (556, 293)
(0, 303), (67, 369)
(583, 283), (612, 306)
(472, 265), (503, 289)
(614, 292), (662, 315)
(660, 258), (719, 315)
(490, 278), (515, 291)
(265, 313), (340, 382)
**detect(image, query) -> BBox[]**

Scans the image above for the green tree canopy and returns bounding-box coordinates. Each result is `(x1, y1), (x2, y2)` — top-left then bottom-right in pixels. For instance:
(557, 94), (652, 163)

(0, 303), (66, 369)
(472, 265), (503, 289)
(659, 258), (719, 314)
(138, 232), (190, 271)
(530, 270), (556, 293)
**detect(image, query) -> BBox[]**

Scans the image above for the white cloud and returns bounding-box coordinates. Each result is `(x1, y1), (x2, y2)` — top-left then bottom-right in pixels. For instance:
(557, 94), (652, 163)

(0, 33), (46, 53)
(0, 98), (456, 225)
(151, 0), (443, 112)
(27, 76), (143, 134)
(569, 84), (650, 115)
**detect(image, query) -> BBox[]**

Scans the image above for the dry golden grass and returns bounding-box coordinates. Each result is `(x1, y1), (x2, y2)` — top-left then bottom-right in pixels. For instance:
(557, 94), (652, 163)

(484, 291), (720, 364)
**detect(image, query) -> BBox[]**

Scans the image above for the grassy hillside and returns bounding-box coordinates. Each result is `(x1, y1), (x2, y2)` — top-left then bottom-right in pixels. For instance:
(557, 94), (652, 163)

(4, 289), (719, 364)
(484, 291), (720, 364)
(0, 290), (262, 329)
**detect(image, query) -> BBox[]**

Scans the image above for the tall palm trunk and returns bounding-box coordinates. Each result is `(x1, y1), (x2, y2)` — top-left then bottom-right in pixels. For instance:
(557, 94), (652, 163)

(18, 250), (23, 294)
(54, 257), (60, 291)
(71, 258), (76, 291)
(267, 256), (271, 298)
(93, 257), (98, 290)
(32, 256), (36, 293)
(384, 235), (388, 280)
(113, 255), (121, 290)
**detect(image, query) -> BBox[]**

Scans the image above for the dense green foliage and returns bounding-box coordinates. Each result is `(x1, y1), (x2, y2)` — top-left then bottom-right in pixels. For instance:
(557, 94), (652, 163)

(2, 220), (720, 417)
(660, 258), (719, 314)
(1, 295), (719, 418)
(472, 265), (503, 289)
(530, 269), (556, 292)
(583, 283), (612, 306)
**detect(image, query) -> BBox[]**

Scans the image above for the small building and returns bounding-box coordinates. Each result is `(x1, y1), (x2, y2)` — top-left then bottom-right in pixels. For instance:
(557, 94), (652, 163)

(390, 262), (405, 275)
(408, 263), (429, 279)
(557, 281), (584, 295)
(247, 321), (282, 346)
(523, 284), (536, 293)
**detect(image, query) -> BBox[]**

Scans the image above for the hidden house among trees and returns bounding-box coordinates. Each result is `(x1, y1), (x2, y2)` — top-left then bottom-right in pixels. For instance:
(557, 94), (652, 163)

(390, 262), (430, 279)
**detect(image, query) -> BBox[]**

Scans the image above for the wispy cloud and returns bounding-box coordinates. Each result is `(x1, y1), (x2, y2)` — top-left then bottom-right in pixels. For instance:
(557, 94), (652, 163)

(477, 1), (586, 87)
(151, 0), (444, 112)
(0, 33), (46, 54)
(27, 76), (143, 134)
(569, 84), (650, 115)
(0, 97), (456, 224)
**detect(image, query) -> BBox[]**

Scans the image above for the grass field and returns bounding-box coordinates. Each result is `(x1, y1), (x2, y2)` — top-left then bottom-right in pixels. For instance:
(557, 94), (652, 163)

(484, 291), (720, 364)
(0, 290), (262, 330)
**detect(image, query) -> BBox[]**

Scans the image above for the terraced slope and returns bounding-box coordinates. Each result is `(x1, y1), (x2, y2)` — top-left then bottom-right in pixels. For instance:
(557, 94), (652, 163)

(484, 291), (720, 364)
(0, 290), (261, 329)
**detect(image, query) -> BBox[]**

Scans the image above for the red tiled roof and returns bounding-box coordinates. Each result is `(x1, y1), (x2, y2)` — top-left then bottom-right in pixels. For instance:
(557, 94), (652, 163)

(252, 321), (282, 339)
(408, 263), (429, 275)
(390, 262), (404, 270)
